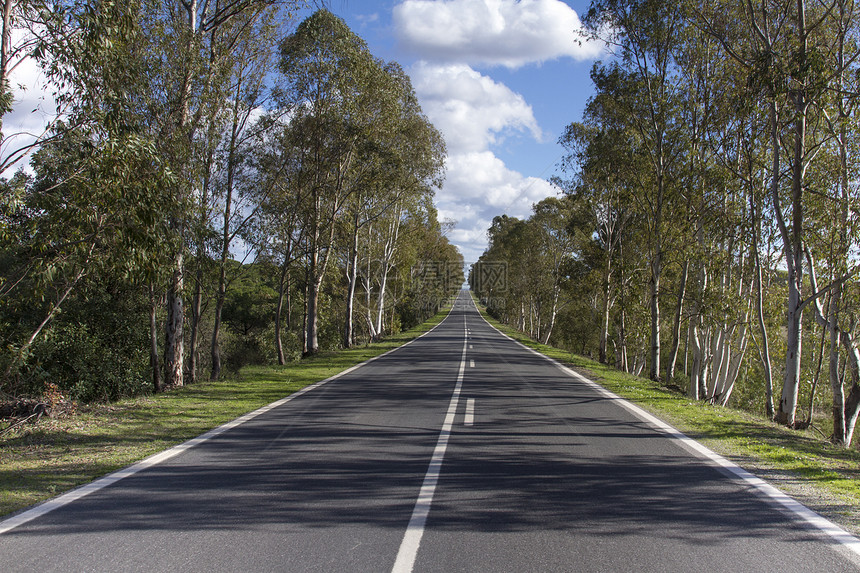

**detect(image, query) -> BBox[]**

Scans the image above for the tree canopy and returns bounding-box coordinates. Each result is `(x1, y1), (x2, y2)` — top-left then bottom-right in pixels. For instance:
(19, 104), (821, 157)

(0, 6), (460, 405)
(478, 0), (860, 448)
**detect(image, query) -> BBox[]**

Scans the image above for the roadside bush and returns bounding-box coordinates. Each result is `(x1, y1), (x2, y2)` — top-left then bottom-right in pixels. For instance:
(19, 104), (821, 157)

(223, 325), (280, 374)
(25, 322), (150, 402)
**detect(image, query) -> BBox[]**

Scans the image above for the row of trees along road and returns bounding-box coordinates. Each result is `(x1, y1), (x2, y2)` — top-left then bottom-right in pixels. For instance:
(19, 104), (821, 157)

(0, 5), (461, 405)
(474, 0), (860, 448)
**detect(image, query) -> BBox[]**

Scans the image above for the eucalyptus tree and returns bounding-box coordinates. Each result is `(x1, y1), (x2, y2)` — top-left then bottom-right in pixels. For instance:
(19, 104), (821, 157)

(475, 214), (522, 324)
(665, 22), (721, 386)
(701, 0), (854, 425)
(584, 0), (688, 381)
(248, 116), (307, 364)
(409, 213), (463, 320)
(768, 0), (836, 426)
(0, 0), (176, 392)
(342, 62), (417, 346)
(529, 197), (577, 344)
(798, 0), (860, 444)
(807, 249), (860, 446)
(278, 9), (411, 355)
(475, 200), (579, 345)
(344, 63), (445, 346)
(139, 0), (300, 388)
(668, 28), (760, 405)
(558, 85), (639, 365)
(203, 9), (290, 381)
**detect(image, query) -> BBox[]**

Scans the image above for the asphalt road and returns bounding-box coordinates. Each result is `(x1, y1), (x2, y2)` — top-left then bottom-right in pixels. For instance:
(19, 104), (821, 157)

(1, 290), (859, 572)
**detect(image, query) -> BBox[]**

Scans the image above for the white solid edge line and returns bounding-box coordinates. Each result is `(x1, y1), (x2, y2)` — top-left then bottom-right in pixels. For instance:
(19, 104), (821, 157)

(472, 298), (860, 558)
(391, 310), (468, 573)
(0, 304), (457, 537)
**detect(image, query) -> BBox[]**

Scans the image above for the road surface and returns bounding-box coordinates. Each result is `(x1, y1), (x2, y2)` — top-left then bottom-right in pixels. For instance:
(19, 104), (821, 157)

(1, 290), (858, 572)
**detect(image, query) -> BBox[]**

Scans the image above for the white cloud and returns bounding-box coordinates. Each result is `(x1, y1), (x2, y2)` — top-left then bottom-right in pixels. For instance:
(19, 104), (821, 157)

(437, 151), (558, 262)
(410, 62), (542, 154)
(353, 12), (380, 27)
(409, 61), (558, 260)
(2, 31), (58, 176)
(394, 0), (602, 68)
(394, 1), (597, 260)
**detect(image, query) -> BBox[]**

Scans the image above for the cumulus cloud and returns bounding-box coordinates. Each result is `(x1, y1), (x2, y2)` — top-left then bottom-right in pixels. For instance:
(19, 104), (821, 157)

(410, 62), (542, 154)
(437, 151), (558, 262)
(393, 1), (596, 259)
(408, 61), (561, 260)
(394, 0), (602, 68)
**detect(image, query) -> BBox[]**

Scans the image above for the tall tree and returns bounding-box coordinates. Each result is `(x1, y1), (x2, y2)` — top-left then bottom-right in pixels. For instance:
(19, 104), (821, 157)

(0, 0), (175, 390)
(278, 10), (399, 355)
(343, 62), (445, 346)
(142, 0), (298, 388)
(584, 0), (686, 381)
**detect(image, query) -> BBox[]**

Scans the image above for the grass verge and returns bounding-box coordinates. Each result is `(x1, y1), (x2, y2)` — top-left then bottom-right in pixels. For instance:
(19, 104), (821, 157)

(473, 299), (860, 536)
(0, 307), (450, 518)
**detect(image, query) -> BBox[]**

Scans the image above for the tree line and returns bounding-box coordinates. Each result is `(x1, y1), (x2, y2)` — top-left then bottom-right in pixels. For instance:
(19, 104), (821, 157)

(473, 0), (860, 448)
(0, 3), (461, 404)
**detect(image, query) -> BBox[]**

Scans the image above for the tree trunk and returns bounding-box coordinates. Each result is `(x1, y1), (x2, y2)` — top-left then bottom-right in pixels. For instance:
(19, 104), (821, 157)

(162, 1), (199, 391)
(301, 274), (309, 355)
(829, 290), (845, 443)
(666, 259), (688, 381)
(275, 262), (289, 365)
(844, 383), (860, 447)
(543, 286), (560, 345)
(210, 270), (226, 380)
(210, 88), (244, 381)
(306, 276), (323, 355)
(779, 283), (803, 428)
(776, 0), (809, 428)
(1, 0), (13, 85)
(599, 253), (612, 364)
(149, 284), (162, 393)
(164, 253), (185, 389)
(375, 259), (391, 338)
(190, 124), (217, 385)
(649, 218), (662, 382)
(689, 319), (702, 400)
(616, 242), (628, 372)
(344, 209), (360, 348)
(778, 147), (805, 426)
(751, 189), (775, 419)
(189, 266), (203, 385)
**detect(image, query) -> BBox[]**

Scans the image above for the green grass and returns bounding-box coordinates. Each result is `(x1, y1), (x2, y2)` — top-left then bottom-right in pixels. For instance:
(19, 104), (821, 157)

(0, 307), (450, 518)
(472, 299), (860, 534)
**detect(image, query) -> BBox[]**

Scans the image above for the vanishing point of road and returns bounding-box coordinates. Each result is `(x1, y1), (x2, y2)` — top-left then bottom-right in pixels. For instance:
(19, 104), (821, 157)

(1, 290), (859, 572)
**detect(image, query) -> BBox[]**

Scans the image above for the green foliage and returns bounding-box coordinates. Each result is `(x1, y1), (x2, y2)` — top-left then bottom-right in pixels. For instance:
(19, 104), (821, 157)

(16, 279), (152, 402)
(0, 3), (456, 405)
(26, 322), (150, 403)
(478, 0), (860, 444)
(220, 264), (278, 372)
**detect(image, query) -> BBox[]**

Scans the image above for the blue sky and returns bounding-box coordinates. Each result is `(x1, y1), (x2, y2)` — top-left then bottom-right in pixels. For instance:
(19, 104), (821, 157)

(319, 0), (605, 263)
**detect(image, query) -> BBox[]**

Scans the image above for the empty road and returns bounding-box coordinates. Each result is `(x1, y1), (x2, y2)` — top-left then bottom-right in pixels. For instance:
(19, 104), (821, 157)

(1, 290), (858, 572)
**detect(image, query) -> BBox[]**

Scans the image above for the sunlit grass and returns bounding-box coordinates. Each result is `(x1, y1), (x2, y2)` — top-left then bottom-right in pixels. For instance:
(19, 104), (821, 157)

(0, 307), (450, 518)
